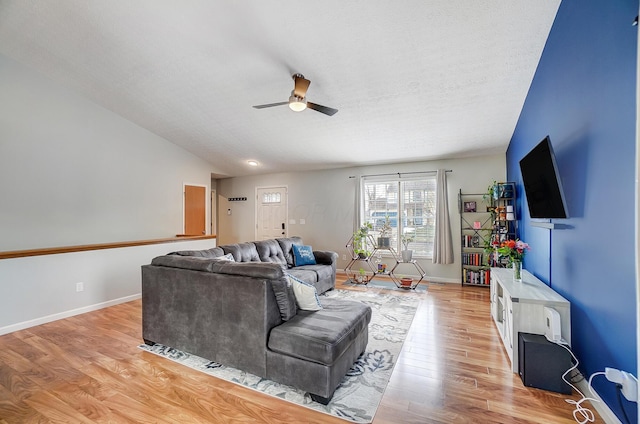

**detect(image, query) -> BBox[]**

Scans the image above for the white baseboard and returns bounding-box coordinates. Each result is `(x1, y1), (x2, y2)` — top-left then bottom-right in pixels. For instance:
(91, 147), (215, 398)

(0, 293), (141, 336)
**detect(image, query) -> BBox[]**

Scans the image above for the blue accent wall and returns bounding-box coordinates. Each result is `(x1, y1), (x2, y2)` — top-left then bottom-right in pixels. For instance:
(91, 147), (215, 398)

(508, 0), (638, 421)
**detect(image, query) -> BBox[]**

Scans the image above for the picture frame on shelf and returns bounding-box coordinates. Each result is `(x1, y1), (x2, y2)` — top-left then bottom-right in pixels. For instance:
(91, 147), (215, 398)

(463, 201), (477, 212)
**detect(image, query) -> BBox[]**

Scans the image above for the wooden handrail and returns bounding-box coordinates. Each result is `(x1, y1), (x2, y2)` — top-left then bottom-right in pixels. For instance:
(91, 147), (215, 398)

(0, 235), (216, 260)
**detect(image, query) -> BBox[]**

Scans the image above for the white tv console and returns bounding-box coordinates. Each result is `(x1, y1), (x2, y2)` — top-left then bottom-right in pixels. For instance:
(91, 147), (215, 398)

(490, 267), (571, 373)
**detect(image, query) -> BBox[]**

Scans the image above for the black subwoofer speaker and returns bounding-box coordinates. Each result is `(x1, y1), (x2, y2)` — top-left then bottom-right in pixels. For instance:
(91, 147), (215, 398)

(518, 332), (572, 394)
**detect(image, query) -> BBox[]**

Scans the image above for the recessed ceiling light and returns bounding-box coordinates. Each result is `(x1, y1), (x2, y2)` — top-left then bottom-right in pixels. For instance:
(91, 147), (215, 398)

(247, 160), (259, 167)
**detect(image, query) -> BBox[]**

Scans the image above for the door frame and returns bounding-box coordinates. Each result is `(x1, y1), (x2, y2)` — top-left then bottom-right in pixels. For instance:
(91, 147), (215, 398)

(255, 185), (288, 240)
(183, 182), (209, 235)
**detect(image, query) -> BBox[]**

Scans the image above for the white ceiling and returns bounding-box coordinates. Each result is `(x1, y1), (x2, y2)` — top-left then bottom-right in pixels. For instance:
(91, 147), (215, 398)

(0, 1), (560, 177)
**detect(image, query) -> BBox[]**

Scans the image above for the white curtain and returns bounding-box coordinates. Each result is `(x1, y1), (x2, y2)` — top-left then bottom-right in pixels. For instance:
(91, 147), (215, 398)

(433, 169), (454, 264)
(353, 176), (362, 232)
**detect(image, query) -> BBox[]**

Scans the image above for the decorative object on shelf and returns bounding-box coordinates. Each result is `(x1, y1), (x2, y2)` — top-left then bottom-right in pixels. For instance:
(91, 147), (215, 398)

(473, 221), (482, 229)
(377, 263), (387, 274)
(400, 277), (413, 288)
(485, 181), (499, 202)
(377, 216), (392, 248)
(463, 201), (476, 212)
(401, 234), (414, 262)
(506, 205), (515, 221)
(496, 239), (530, 283)
(357, 268), (367, 283)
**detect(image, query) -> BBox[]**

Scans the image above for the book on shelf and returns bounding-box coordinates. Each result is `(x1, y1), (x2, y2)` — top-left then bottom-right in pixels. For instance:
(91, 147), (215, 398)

(461, 234), (482, 248)
(462, 252), (483, 266)
(462, 267), (491, 285)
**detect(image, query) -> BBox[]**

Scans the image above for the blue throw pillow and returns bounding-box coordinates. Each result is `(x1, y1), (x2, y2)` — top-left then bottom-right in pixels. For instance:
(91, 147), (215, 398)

(292, 244), (316, 266)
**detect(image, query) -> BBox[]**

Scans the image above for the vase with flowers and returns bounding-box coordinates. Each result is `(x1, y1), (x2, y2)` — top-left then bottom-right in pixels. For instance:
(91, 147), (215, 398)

(497, 239), (530, 282)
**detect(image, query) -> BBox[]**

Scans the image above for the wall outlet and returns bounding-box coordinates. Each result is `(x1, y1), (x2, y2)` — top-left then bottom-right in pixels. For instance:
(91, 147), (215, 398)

(342, 254), (346, 260)
(76, 282), (84, 292)
(605, 367), (638, 402)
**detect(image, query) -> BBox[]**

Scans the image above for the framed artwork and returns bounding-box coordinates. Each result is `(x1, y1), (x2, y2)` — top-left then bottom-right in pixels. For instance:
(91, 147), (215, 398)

(463, 201), (477, 212)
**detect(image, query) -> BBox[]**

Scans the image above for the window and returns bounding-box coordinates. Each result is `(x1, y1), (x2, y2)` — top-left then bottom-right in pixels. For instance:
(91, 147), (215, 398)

(262, 192), (281, 204)
(362, 176), (436, 257)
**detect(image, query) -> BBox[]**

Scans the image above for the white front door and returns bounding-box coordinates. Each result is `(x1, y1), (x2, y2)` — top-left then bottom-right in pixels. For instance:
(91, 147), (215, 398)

(256, 187), (288, 240)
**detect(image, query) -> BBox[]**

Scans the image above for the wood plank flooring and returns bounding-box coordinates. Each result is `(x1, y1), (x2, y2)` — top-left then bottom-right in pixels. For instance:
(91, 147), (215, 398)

(0, 276), (603, 423)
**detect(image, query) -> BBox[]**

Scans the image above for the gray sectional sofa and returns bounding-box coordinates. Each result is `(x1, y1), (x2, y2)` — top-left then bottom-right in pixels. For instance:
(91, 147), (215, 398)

(141, 237), (372, 404)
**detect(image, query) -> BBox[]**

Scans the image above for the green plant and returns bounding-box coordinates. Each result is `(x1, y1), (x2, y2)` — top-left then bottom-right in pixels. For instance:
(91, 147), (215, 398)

(483, 180), (498, 205)
(401, 234), (414, 250)
(359, 268), (366, 276)
(378, 216), (392, 238)
(353, 222), (373, 257)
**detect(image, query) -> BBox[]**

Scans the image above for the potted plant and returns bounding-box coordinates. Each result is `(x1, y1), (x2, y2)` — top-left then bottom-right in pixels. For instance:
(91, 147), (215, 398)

(357, 268), (367, 283)
(353, 222), (373, 258)
(399, 275), (413, 288)
(377, 216), (392, 248)
(401, 234), (414, 262)
(483, 180), (498, 212)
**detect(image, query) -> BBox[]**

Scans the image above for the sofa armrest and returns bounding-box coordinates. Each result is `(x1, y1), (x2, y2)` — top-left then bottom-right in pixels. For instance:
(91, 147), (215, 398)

(313, 250), (338, 266)
(210, 261), (285, 279)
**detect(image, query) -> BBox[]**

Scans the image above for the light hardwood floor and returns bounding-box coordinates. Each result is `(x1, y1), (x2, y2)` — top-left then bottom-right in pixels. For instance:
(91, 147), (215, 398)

(0, 275), (603, 423)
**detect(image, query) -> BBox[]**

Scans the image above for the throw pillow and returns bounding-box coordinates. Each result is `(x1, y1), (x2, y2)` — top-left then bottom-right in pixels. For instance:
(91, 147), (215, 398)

(287, 274), (322, 311)
(212, 253), (235, 262)
(292, 244), (316, 266)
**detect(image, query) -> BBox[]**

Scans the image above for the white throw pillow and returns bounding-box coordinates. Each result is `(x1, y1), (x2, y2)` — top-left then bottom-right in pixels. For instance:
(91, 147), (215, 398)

(287, 274), (322, 311)
(212, 253), (235, 262)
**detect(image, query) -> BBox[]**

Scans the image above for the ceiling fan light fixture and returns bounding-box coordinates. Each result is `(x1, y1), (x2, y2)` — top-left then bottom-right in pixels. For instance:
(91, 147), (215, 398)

(288, 94), (307, 112)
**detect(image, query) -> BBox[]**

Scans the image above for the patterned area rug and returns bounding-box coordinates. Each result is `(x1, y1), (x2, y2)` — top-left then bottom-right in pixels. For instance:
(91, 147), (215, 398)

(139, 289), (419, 423)
(355, 279), (428, 292)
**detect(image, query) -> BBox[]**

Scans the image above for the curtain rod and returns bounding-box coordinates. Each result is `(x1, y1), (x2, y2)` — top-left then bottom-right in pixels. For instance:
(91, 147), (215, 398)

(348, 170), (452, 179)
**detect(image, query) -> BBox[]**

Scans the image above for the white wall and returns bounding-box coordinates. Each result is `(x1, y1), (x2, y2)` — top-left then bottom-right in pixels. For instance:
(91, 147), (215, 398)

(216, 156), (506, 283)
(0, 54), (217, 251)
(0, 238), (217, 335)
(0, 54), (221, 334)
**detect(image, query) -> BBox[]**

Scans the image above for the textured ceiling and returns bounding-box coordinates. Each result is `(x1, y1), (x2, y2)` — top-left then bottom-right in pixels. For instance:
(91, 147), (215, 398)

(0, 1), (560, 177)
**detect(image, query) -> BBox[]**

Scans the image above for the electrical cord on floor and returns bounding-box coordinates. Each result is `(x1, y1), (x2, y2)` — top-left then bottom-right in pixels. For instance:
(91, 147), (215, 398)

(551, 339), (602, 424)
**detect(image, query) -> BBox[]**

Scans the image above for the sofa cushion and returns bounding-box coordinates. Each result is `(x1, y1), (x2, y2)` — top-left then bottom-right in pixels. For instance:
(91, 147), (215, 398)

(286, 268), (318, 285)
(270, 276), (297, 321)
(288, 274), (322, 311)
(295, 264), (333, 283)
(276, 237), (304, 268)
(221, 242), (261, 262)
(268, 298), (372, 366)
(151, 255), (216, 272)
(168, 247), (225, 258)
(253, 239), (288, 269)
(292, 244), (316, 266)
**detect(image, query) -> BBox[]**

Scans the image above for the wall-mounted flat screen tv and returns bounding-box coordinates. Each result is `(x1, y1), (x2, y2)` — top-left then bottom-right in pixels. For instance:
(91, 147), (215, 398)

(519, 136), (568, 219)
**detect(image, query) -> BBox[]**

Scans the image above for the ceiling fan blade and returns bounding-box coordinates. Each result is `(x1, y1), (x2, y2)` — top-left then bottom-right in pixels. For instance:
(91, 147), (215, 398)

(252, 101), (288, 109)
(307, 102), (338, 116)
(293, 74), (311, 98)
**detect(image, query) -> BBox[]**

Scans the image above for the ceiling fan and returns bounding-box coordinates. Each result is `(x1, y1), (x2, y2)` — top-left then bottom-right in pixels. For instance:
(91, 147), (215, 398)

(253, 74), (338, 116)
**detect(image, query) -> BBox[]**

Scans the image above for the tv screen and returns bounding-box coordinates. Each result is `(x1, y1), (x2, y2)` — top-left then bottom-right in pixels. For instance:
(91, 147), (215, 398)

(519, 136), (568, 219)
